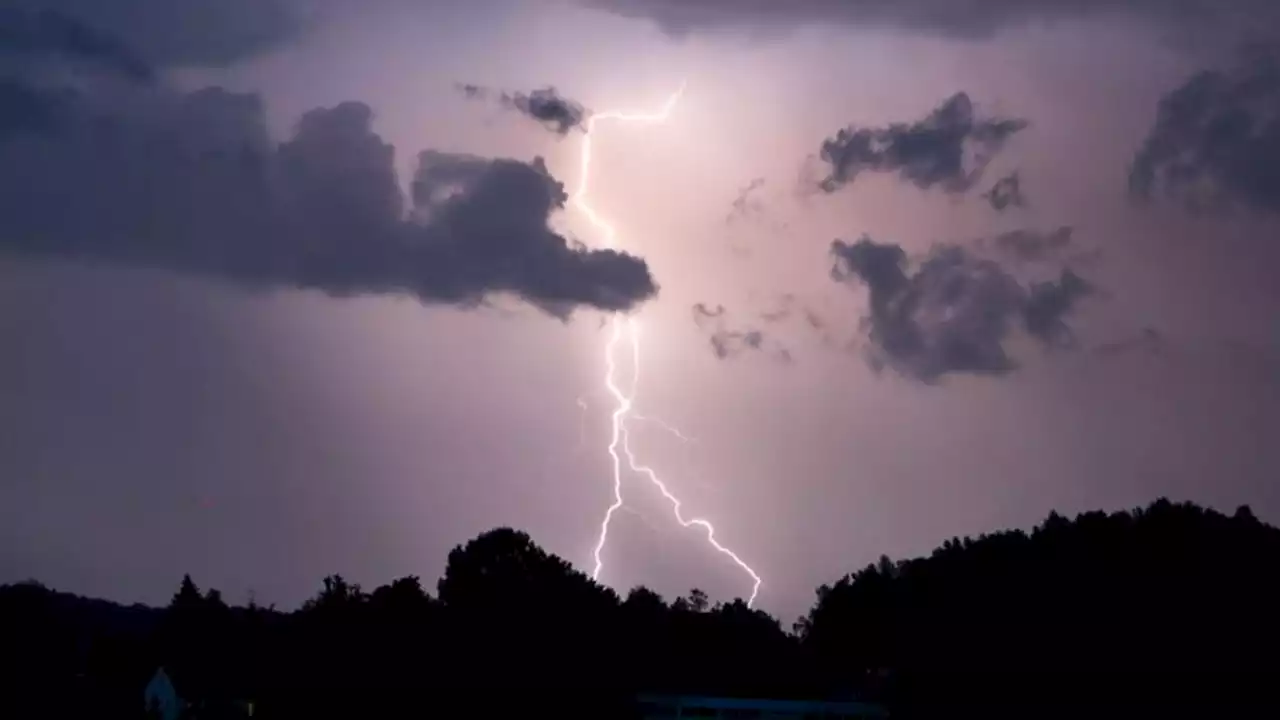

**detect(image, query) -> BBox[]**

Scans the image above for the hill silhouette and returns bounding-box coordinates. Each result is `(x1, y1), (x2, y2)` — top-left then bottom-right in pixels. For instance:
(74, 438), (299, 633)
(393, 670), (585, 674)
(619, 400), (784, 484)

(3, 498), (1279, 719)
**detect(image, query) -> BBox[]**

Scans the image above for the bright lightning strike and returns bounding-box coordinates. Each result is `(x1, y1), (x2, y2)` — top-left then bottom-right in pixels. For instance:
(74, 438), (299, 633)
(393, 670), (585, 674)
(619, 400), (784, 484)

(573, 84), (763, 608)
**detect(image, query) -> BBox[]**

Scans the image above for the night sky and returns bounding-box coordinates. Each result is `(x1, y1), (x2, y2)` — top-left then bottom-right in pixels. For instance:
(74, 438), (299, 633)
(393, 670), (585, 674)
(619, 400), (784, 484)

(2, 0), (1279, 621)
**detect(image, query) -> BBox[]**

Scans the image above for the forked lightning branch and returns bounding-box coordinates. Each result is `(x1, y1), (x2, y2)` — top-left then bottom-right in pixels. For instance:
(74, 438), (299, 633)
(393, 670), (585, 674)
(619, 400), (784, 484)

(570, 85), (762, 607)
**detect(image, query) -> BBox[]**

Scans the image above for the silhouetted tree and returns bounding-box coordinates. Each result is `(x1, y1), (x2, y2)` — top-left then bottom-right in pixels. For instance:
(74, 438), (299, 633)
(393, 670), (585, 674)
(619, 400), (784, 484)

(799, 499), (1280, 715)
(685, 587), (710, 613)
(170, 575), (202, 611)
(6, 498), (1280, 719)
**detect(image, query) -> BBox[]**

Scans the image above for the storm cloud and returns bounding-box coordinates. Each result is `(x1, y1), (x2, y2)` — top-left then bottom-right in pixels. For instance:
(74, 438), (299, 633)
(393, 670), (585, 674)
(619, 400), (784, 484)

(579, 0), (1279, 40)
(2, 0), (296, 69)
(457, 83), (588, 136)
(0, 81), (656, 316)
(830, 235), (1091, 382)
(0, 79), (73, 140)
(818, 92), (1027, 195)
(1129, 47), (1280, 215)
(0, 7), (153, 81)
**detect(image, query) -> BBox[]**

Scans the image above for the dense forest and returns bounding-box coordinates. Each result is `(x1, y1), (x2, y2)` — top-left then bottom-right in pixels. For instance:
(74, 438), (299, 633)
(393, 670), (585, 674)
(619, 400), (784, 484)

(4, 498), (1280, 719)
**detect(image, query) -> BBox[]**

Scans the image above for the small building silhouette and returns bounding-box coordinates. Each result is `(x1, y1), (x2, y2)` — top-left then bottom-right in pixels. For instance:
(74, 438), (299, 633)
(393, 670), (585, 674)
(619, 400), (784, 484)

(143, 667), (182, 720)
(143, 665), (254, 720)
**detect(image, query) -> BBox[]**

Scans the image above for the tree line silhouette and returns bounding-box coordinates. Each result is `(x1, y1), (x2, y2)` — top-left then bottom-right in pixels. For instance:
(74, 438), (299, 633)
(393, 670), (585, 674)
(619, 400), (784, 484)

(4, 498), (1280, 719)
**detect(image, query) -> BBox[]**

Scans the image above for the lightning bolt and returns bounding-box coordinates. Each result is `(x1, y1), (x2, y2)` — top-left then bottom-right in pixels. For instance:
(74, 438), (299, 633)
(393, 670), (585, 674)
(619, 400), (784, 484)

(573, 84), (763, 608)
(631, 413), (698, 444)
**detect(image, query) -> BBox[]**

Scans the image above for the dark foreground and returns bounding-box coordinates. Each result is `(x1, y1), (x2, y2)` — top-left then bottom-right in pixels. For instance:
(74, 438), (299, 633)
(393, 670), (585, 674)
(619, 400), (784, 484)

(4, 499), (1280, 719)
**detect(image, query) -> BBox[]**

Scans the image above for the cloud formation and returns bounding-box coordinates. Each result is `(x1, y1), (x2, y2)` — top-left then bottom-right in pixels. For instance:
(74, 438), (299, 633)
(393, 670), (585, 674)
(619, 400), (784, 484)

(691, 303), (791, 363)
(457, 83), (588, 136)
(1129, 47), (1280, 215)
(3, 0), (296, 69)
(982, 226), (1074, 264)
(1023, 270), (1092, 347)
(983, 171), (1026, 211)
(830, 235), (1091, 382)
(578, 0), (1278, 40)
(818, 93), (1027, 195)
(0, 7), (153, 81)
(0, 80), (656, 316)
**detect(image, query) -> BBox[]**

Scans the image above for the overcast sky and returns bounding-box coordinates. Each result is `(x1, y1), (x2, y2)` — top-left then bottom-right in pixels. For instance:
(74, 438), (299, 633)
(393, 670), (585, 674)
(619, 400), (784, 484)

(2, 0), (1278, 621)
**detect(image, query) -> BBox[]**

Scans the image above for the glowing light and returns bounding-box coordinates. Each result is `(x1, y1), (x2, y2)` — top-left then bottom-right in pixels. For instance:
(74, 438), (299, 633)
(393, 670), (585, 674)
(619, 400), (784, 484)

(573, 84), (762, 607)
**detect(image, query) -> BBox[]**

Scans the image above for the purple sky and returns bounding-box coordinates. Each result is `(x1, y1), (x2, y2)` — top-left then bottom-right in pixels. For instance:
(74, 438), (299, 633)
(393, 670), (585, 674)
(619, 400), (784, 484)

(2, 0), (1279, 621)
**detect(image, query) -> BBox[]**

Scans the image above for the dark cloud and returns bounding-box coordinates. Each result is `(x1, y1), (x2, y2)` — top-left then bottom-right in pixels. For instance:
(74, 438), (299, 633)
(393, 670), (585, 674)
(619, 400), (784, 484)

(1129, 46), (1280, 215)
(456, 83), (588, 136)
(984, 226), (1074, 263)
(830, 235), (1092, 382)
(3, 0), (297, 69)
(818, 93), (1027, 195)
(1024, 269), (1092, 348)
(0, 8), (153, 81)
(983, 171), (1026, 211)
(0, 80), (656, 317)
(503, 87), (588, 136)
(692, 302), (790, 363)
(578, 0), (1278, 40)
